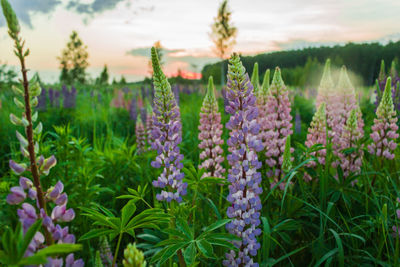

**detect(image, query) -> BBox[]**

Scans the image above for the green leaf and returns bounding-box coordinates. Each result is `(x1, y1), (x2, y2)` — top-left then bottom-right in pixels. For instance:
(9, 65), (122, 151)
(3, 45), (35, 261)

(79, 229), (115, 241)
(121, 203), (137, 227)
(202, 219), (230, 234)
(154, 242), (188, 265)
(35, 244), (82, 256)
(20, 219), (42, 259)
(184, 243), (196, 266)
(314, 248), (338, 267)
(196, 239), (214, 258)
(329, 229), (344, 267)
(207, 238), (237, 250)
(19, 254), (48, 265)
(176, 218), (193, 240)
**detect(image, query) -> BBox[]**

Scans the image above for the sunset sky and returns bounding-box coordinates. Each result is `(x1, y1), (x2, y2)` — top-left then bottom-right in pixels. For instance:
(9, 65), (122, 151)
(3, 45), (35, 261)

(0, 0), (400, 83)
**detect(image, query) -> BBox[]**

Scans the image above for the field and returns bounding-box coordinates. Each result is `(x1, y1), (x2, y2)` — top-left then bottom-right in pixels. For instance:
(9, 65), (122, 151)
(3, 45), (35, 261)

(1, 0), (400, 267)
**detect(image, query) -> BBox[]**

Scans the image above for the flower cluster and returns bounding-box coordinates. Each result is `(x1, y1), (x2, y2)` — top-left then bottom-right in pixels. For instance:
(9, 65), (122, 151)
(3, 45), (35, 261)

(251, 63), (270, 145)
(135, 114), (146, 154)
(330, 67), (364, 174)
(99, 236), (115, 267)
(145, 102), (155, 149)
(368, 77), (399, 159)
(223, 54), (263, 267)
(264, 67), (293, 189)
(375, 60), (400, 113)
(7, 178), (82, 265)
(316, 59), (334, 110)
(304, 103), (327, 181)
(198, 76), (225, 178)
(122, 243), (146, 267)
(335, 109), (364, 179)
(150, 47), (187, 203)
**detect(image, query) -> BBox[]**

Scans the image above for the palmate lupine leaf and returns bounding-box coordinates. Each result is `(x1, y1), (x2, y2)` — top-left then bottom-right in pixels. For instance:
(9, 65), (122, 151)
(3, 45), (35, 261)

(79, 203), (171, 241)
(151, 218), (239, 265)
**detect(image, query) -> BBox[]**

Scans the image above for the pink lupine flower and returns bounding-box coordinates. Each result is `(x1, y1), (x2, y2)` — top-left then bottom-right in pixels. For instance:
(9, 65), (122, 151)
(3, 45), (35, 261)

(368, 77), (399, 159)
(198, 76), (225, 178)
(251, 62), (267, 145)
(335, 109), (364, 179)
(264, 67), (293, 189)
(304, 102), (327, 181)
(135, 114), (146, 154)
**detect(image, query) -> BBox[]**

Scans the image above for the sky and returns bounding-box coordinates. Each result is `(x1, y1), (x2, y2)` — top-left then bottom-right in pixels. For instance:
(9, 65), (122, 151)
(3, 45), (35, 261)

(0, 0), (400, 83)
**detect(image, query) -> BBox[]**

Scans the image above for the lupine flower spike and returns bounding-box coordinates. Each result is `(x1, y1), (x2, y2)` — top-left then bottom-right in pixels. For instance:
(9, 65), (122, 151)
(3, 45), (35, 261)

(316, 59), (334, 109)
(150, 47), (187, 203)
(331, 67), (364, 169)
(223, 54), (263, 267)
(135, 114), (146, 154)
(264, 67), (293, 189)
(2, 0), (82, 263)
(145, 102), (154, 149)
(198, 76), (225, 178)
(122, 243), (147, 267)
(368, 77), (399, 159)
(304, 102), (327, 181)
(251, 62), (266, 144)
(336, 109), (364, 179)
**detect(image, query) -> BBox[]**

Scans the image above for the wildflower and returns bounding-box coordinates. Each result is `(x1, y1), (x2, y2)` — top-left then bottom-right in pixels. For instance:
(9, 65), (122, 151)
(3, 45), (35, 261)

(223, 54), (263, 267)
(336, 109), (364, 179)
(145, 102), (154, 149)
(122, 243), (146, 267)
(198, 76), (225, 178)
(135, 114), (146, 154)
(304, 103), (327, 181)
(368, 77), (399, 159)
(150, 47), (187, 203)
(264, 67), (293, 189)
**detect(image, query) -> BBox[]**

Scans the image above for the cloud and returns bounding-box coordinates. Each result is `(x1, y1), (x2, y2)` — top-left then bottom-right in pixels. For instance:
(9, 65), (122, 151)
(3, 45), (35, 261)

(126, 47), (184, 58)
(67, 0), (126, 15)
(0, 0), (61, 28)
(126, 46), (218, 74)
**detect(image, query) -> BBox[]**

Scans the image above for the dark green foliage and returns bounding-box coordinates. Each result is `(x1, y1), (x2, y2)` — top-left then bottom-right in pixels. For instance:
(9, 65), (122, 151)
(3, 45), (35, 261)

(202, 42), (400, 86)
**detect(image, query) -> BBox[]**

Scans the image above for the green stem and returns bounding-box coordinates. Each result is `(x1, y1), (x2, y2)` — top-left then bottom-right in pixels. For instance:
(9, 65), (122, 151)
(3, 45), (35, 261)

(112, 232), (123, 267)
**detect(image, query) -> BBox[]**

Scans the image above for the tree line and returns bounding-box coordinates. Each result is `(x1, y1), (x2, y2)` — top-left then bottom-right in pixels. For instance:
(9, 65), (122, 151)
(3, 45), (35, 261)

(201, 41), (400, 87)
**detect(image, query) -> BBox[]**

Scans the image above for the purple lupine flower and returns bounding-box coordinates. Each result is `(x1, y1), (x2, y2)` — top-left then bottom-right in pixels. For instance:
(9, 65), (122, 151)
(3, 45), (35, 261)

(150, 47), (187, 203)
(37, 87), (47, 111)
(173, 84), (180, 105)
(135, 114), (146, 154)
(198, 76), (225, 178)
(368, 78), (399, 159)
(264, 67), (293, 190)
(7, 177), (82, 261)
(129, 97), (137, 122)
(62, 85), (77, 108)
(392, 198), (400, 238)
(140, 107), (146, 125)
(48, 88), (54, 107)
(100, 236), (115, 267)
(295, 110), (301, 134)
(223, 54), (263, 267)
(54, 90), (60, 108)
(304, 103), (327, 181)
(335, 109), (364, 180)
(146, 102), (154, 150)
